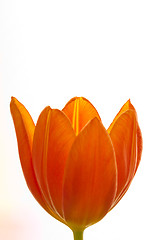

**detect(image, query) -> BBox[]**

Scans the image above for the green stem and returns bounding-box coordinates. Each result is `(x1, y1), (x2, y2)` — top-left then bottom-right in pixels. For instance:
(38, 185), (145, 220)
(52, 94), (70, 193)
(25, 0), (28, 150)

(73, 230), (84, 240)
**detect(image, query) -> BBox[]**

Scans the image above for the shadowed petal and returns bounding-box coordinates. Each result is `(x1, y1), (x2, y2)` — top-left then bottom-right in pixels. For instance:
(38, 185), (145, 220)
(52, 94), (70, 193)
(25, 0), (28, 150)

(63, 118), (117, 230)
(108, 99), (142, 166)
(62, 97), (101, 135)
(111, 116), (142, 209)
(10, 97), (59, 220)
(32, 108), (76, 219)
(134, 125), (143, 172)
(32, 107), (54, 210)
(109, 110), (137, 205)
(108, 100), (142, 209)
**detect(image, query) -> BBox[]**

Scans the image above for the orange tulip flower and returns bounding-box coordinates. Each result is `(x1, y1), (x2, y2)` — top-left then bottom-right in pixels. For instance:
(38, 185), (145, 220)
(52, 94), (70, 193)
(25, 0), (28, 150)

(10, 97), (142, 240)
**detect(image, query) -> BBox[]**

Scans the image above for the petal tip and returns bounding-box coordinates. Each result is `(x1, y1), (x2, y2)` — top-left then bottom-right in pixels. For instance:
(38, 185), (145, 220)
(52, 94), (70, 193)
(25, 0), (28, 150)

(10, 96), (16, 106)
(126, 98), (131, 106)
(10, 97), (22, 110)
(11, 96), (18, 102)
(10, 97), (18, 113)
(126, 99), (135, 111)
(90, 116), (101, 125)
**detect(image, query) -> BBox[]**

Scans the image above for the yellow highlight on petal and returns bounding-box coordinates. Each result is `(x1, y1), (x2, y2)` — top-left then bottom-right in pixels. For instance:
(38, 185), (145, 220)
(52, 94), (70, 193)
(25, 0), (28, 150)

(72, 98), (80, 136)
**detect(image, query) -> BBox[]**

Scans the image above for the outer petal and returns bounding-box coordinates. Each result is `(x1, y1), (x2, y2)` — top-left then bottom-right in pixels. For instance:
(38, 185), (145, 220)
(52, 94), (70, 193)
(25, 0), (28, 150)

(108, 99), (142, 167)
(62, 97), (101, 135)
(108, 100), (142, 209)
(32, 108), (76, 219)
(63, 118), (117, 231)
(111, 122), (142, 209)
(10, 97), (56, 218)
(109, 110), (138, 208)
(107, 99), (133, 134)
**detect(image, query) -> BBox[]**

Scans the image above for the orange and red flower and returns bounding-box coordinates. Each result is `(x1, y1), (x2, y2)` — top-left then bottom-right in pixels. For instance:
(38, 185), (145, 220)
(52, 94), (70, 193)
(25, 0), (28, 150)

(10, 97), (142, 237)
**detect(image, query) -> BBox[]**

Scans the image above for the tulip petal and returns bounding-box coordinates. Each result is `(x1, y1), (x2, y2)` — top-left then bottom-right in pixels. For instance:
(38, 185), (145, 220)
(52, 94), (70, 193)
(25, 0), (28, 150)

(109, 110), (137, 204)
(62, 118), (117, 230)
(111, 120), (143, 209)
(134, 125), (143, 172)
(108, 100), (142, 209)
(107, 99), (132, 134)
(10, 97), (59, 220)
(108, 99), (142, 166)
(62, 97), (101, 135)
(32, 108), (76, 219)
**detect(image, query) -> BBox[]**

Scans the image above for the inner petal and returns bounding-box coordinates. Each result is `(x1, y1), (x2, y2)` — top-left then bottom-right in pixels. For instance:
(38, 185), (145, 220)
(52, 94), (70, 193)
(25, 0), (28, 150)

(62, 97), (101, 135)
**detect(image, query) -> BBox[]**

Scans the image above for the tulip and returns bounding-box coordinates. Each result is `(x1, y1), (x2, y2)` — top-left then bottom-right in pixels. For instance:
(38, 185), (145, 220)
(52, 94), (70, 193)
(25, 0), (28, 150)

(10, 97), (142, 240)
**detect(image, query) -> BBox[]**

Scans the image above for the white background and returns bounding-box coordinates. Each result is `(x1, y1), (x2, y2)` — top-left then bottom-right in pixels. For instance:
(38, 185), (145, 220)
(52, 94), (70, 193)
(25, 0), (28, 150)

(0, 0), (160, 239)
